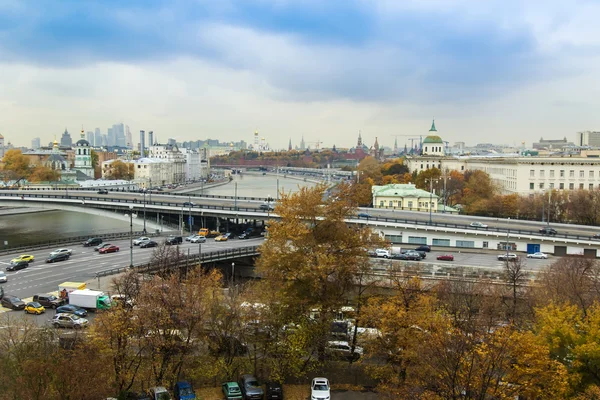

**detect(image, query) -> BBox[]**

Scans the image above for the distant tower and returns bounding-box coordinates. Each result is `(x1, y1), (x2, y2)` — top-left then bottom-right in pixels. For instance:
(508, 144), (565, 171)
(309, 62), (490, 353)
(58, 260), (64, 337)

(429, 118), (437, 133)
(74, 128), (94, 178)
(373, 137), (379, 152)
(148, 131), (154, 146)
(394, 137), (398, 154)
(288, 138), (292, 151)
(139, 130), (146, 156)
(357, 130), (363, 147)
(300, 136), (306, 151)
(254, 130), (259, 150)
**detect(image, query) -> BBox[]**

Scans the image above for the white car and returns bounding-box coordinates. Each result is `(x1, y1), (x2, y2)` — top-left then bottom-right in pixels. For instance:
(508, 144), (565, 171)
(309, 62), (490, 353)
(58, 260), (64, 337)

(0, 271), (7, 283)
(527, 252), (548, 259)
(374, 249), (390, 258)
(470, 222), (488, 228)
(50, 248), (72, 256)
(311, 377), (330, 400)
(190, 236), (206, 243)
(498, 253), (518, 261)
(133, 236), (150, 245)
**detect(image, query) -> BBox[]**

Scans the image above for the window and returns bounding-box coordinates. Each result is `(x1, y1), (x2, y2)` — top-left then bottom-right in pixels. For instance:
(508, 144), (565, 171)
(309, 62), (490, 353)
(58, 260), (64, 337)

(530, 183), (534, 190)
(560, 170), (565, 178)
(570, 170), (575, 178)
(559, 183), (564, 189)
(385, 235), (402, 244)
(550, 183), (555, 189)
(580, 183), (584, 189)
(456, 240), (475, 248)
(388, 201), (393, 207)
(407, 201), (413, 208)
(408, 236), (427, 245)
(483, 241), (489, 248)
(461, 166), (465, 171)
(550, 170), (555, 178)
(530, 170), (535, 177)
(539, 183), (544, 189)
(379, 201), (384, 207)
(591, 171), (595, 178)
(540, 170), (545, 178)
(433, 239), (450, 246)
(590, 184), (594, 190)
(580, 170), (585, 178)
(569, 183), (574, 190)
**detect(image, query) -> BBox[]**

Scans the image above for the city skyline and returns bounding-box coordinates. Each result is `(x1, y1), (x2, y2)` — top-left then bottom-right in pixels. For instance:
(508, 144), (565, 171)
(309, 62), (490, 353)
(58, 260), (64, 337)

(1, 1), (599, 149)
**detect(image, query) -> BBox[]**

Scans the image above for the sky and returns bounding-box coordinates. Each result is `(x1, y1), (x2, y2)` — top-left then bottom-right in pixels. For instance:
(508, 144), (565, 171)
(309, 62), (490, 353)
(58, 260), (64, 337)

(1, 0), (600, 150)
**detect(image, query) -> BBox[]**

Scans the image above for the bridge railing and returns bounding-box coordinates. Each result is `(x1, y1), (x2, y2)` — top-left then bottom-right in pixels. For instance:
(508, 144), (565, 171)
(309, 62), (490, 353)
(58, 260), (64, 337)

(94, 245), (261, 278)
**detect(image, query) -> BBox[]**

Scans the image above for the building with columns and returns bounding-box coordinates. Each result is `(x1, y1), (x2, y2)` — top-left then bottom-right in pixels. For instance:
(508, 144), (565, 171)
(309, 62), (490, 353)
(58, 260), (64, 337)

(73, 129), (94, 179)
(149, 143), (186, 183)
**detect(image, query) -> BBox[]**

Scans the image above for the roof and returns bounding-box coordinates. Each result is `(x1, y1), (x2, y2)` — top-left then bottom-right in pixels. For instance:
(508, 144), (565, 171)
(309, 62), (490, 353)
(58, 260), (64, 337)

(372, 184), (438, 199)
(423, 135), (443, 144)
(75, 139), (90, 146)
(429, 119), (437, 132)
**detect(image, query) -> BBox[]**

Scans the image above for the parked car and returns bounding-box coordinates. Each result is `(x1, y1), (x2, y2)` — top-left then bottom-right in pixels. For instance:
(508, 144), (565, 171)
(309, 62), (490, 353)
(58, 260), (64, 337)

(10, 254), (34, 264)
(99, 245), (120, 254)
(33, 293), (65, 308)
(147, 386), (171, 400)
(46, 252), (70, 263)
(436, 254), (455, 261)
(265, 382), (283, 400)
(140, 240), (158, 248)
(6, 261), (28, 271)
(311, 378), (330, 400)
(326, 340), (363, 361)
(374, 249), (390, 258)
(238, 375), (264, 400)
(498, 253), (519, 261)
(24, 301), (45, 315)
(133, 236), (151, 245)
(97, 189), (109, 194)
(1, 295), (25, 310)
(470, 221), (488, 228)
(222, 382), (243, 400)
(527, 252), (548, 259)
(357, 212), (371, 218)
(403, 250), (424, 260)
(414, 245), (431, 252)
(51, 313), (89, 329)
(0, 271), (7, 283)
(83, 237), (103, 247)
(173, 381), (196, 400)
(50, 248), (72, 256)
(190, 236), (206, 243)
(539, 227), (557, 235)
(166, 236), (183, 245)
(185, 235), (198, 242)
(259, 203), (275, 211)
(95, 243), (112, 251)
(56, 304), (88, 317)
(215, 233), (232, 242)
(183, 201), (196, 207)
(391, 253), (410, 260)
(593, 233), (600, 240)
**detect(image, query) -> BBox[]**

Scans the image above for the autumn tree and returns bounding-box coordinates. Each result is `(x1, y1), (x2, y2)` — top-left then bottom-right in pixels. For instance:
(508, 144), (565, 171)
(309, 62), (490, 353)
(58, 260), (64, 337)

(462, 170), (497, 215)
(106, 160), (134, 180)
(28, 165), (61, 183)
(1, 149), (30, 178)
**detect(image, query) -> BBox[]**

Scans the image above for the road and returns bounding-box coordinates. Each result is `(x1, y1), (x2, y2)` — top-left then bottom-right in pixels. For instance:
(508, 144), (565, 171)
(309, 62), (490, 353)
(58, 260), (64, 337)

(0, 235), (266, 300)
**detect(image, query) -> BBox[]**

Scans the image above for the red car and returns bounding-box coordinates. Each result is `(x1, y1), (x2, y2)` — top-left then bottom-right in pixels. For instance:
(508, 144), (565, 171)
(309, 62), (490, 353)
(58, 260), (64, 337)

(99, 245), (120, 254)
(436, 254), (454, 261)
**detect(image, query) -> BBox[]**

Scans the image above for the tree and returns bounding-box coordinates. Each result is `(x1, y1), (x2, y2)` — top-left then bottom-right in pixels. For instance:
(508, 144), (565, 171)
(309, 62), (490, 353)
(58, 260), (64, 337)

(1, 149), (30, 178)
(28, 165), (61, 183)
(503, 257), (530, 323)
(106, 160), (134, 180)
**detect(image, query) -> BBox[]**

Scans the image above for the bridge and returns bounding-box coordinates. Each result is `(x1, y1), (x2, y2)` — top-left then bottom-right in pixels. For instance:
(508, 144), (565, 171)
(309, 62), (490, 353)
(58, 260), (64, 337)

(2, 189), (600, 258)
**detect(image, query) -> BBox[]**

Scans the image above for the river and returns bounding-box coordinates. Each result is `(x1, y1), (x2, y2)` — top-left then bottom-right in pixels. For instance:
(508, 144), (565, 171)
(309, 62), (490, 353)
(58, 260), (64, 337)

(0, 174), (319, 247)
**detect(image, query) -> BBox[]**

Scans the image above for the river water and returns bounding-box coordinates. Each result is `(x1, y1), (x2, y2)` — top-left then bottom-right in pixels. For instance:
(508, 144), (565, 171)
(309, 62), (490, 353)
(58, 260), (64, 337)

(0, 174), (318, 247)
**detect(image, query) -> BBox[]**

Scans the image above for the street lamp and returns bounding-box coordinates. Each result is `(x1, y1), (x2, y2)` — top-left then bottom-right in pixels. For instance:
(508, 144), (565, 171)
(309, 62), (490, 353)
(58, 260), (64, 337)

(142, 191), (147, 234)
(426, 178), (439, 225)
(231, 262), (235, 284)
(505, 217), (511, 260)
(188, 196), (192, 235)
(128, 205), (137, 268)
(234, 182), (238, 211)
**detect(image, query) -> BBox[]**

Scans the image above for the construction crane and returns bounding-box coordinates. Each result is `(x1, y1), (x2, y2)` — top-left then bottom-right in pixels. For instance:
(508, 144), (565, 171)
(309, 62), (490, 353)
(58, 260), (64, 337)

(306, 140), (323, 150)
(390, 135), (423, 153)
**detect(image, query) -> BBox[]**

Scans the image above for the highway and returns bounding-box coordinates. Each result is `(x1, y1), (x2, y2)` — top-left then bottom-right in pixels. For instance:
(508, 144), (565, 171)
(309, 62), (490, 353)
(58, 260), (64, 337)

(0, 235), (266, 300)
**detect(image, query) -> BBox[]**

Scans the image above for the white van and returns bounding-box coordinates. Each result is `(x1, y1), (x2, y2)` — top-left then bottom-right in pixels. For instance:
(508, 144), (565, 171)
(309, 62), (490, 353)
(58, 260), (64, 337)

(374, 249), (390, 258)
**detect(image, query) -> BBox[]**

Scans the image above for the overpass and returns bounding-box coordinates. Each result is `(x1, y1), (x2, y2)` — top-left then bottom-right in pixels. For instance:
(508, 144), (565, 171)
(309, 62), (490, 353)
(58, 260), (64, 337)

(2, 190), (600, 257)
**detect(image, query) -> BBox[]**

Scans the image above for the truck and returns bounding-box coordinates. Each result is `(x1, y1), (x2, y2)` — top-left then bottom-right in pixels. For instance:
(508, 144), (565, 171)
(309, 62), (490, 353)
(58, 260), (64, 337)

(68, 289), (111, 310)
(198, 228), (220, 238)
(58, 282), (86, 301)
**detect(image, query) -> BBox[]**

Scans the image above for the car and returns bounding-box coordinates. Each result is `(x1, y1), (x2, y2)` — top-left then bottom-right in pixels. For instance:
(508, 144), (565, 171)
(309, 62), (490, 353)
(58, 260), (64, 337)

(259, 203), (275, 211)
(97, 189), (109, 194)
(190, 236), (206, 243)
(133, 236), (151, 245)
(185, 235), (198, 242)
(95, 243), (112, 252)
(33, 293), (65, 309)
(436, 254), (454, 261)
(311, 378), (330, 400)
(83, 237), (103, 247)
(173, 381), (196, 400)
(265, 382), (283, 400)
(51, 313), (89, 329)
(222, 382), (243, 400)
(99, 245), (120, 254)
(357, 212), (371, 218)
(539, 227), (557, 235)
(403, 250), (424, 260)
(46, 252), (70, 263)
(470, 222), (488, 228)
(391, 253), (410, 260)
(10, 254), (34, 264)
(50, 248), (72, 256)
(215, 233), (232, 242)
(374, 249), (390, 258)
(0, 271), (7, 283)
(183, 201), (196, 207)
(238, 374), (264, 400)
(24, 301), (45, 315)
(166, 236), (183, 245)
(6, 261), (28, 271)
(326, 340), (363, 361)
(593, 233), (600, 240)
(498, 253), (519, 261)
(1, 295), (25, 310)
(56, 304), (88, 317)
(140, 240), (158, 248)
(415, 245), (431, 252)
(527, 252), (548, 259)
(147, 386), (171, 400)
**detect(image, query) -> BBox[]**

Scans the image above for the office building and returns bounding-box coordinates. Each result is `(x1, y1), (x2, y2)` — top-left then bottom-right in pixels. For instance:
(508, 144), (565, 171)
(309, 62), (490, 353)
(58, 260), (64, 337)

(31, 137), (41, 150)
(94, 128), (102, 147)
(60, 128), (72, 147)
(148, 131), (154, 147)
(577, 131), (600, 147)
(139, 130), (146, 157)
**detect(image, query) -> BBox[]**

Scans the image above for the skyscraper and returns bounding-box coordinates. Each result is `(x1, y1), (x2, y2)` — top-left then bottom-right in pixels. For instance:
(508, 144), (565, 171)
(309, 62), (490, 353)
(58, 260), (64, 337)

(94, 128), (102, 147)
(140, 130), (146, 156)
(31, 137), (41, 149)
(107, 128), (115, 146)
(60, 128), (72, 147)
(125, 125), (132, 148)
(148, 131), (154, 146)
(113, 123), (126, 147)
(86, 131), (94, 145)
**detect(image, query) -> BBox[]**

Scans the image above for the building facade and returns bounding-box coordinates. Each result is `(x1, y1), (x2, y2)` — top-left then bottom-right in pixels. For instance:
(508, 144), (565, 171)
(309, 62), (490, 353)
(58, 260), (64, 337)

(577, 131), (600, 147)
(372, 184), (439, 212)
(149, 144), (186, 183)
(73, 130), (94, 179)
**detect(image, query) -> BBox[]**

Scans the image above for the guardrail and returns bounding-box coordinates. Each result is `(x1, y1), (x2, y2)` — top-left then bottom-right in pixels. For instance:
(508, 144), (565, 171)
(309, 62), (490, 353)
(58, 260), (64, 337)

(0, 230), (150, 254)
(2, 191), (600, 242)
(95, 245), (261, 278)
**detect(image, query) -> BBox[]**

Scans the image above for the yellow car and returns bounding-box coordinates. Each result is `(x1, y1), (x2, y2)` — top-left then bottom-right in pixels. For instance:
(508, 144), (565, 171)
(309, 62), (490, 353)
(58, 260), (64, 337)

(214, 233), (231, 242)
(24, 302), (45, 315)
(10, 254), (34, 264)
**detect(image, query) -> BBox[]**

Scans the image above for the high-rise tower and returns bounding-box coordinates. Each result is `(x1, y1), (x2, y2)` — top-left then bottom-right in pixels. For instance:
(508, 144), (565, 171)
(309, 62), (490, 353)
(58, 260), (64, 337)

(140, 130), (146, 156)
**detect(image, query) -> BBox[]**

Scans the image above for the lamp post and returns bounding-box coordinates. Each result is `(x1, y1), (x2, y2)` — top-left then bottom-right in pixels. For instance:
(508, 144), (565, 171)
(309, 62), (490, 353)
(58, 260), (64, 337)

(427, 178), (439, 225)
(142, 191), (147, 234)
(188, 196), (192, 235)
(505, 217), (511, 260)
(234, 182), (238, 211)
(128, 205), (135, 268)
(231, 262), (235, 284)
(547, 190), (551, 226)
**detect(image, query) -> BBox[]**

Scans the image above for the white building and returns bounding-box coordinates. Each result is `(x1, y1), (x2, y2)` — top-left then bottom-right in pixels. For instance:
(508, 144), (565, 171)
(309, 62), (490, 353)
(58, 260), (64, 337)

(180, 148), (201, 182)
(73, 129), (94, 179)
(149, 144), (186, 183)
(132, 158), (173, 188)
(577, 131), (600, 147)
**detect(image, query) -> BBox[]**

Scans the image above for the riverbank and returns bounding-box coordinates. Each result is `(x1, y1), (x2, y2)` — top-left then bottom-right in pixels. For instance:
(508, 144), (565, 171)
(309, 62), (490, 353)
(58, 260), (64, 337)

(0, 207), (55, 216)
